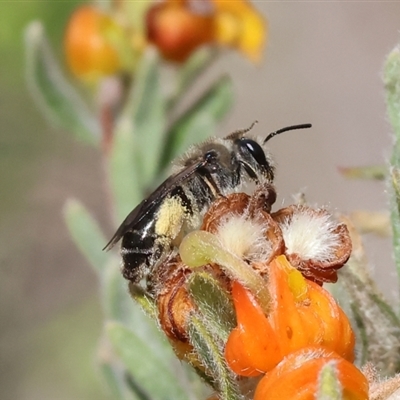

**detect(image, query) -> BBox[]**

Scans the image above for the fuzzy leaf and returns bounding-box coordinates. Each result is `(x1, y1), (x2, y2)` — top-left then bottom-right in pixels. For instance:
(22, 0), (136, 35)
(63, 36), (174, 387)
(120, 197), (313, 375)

(102, 260), (138, 325)
(109, 111), (143, 222)
(63, 198), (109, 272)
(384, 46), (400, 277)
(188, 315), (240, 399)
(160, 75), (233, 170)
(390, 167), (400, 278)
(340, 268), (400, 375)
(188, 272), (236, 341)
(25, 21), (100, 144)
(391, 167), (400, 215)
(384, 46), (400, 153)
(168, 48), (217, 110)
(131, 49), (166, 185)
(106, 322), (197, 400)
(350, 304), (369, 366)
(99, 360), (140, 400)
(103, 275), (189, 377)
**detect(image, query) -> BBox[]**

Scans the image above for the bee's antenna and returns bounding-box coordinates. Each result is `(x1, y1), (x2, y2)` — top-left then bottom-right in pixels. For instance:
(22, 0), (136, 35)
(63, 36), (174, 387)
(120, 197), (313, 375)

(264, 123), (312, 144)
(243, 120), (258, 134)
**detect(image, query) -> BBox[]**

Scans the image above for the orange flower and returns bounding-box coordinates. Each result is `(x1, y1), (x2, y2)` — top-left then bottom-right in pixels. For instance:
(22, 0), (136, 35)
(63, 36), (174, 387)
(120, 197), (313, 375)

(224, 256), (355, 376)
(254, 347), (369, 400)
(146, 0), (266, 62)
(64, 6), (126, 80)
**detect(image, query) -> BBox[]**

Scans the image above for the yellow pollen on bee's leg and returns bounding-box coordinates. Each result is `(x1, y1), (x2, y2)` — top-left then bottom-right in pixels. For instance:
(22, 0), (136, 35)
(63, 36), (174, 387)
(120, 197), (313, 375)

(155, 197), (186, 239)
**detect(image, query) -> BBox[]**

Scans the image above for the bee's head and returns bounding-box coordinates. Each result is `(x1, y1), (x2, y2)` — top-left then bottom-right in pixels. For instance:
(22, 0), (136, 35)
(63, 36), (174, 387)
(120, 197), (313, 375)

(234, 136), (275, 182)
(230, 122), (312, 184)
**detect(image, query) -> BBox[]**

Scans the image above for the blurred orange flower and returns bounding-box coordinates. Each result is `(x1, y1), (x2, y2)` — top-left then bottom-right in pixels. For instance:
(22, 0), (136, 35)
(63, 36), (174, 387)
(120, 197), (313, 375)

(146, 0), (267, 62)
(146, 1), (214, 63)
(64, 6), (127, 80)
(213, 0), (266, 62)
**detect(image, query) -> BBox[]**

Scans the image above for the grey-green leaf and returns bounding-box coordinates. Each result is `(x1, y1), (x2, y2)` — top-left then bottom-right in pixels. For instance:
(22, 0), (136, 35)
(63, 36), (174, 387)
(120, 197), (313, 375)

(131, 49), (166, 185)
(106, 322), (197, 400)
(188, 272), (236, 342)
(160, 75), (234, 171)
(63, 198), (109, 273)
(384, 46), (400, 154)
(109, 112), (143, 222)
(25, 21), (100, 145)
(189, 315), (240, 399)
(384, 45), (400, 279)
(101, 260), (138, 325)
(340, 268), (400, 375)
(168, 48), (217, 110)
(99, 359), (140, 400)
(102, 267), (175, 359)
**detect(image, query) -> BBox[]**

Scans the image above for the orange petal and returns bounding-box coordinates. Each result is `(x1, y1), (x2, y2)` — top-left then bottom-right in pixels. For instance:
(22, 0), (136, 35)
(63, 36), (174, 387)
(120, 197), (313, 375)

(224, 328), (261, 377)
(269, 256), (355, 360)
(301, 281), (355, 360)
(267, 256), (310, 355)
(254, 347), (368, 400)
(225, 281), (281, 374)
(335, 307), (356, 362)
(303, 281), (342, 347)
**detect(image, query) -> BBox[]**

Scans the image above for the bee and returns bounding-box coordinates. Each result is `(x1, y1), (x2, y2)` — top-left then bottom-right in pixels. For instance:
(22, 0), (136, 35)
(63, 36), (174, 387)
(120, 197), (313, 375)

(104, 123), (312, 284)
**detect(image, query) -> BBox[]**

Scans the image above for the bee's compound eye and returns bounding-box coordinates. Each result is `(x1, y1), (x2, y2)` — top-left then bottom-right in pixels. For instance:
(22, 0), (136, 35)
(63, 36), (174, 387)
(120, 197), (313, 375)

(203, 150), (219, 172)
(240, 139), (268, 167)
(205, 150), (218, 162)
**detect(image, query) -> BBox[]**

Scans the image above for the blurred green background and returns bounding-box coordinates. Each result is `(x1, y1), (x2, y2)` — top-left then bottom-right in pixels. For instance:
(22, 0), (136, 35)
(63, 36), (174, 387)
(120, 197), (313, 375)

(2, 2), (400, 400)
(1, 2), (112, 399)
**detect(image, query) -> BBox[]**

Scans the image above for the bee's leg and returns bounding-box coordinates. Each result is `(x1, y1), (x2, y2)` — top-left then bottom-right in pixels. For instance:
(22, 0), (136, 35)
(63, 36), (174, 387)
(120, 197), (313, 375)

(248, 182), (277, 214)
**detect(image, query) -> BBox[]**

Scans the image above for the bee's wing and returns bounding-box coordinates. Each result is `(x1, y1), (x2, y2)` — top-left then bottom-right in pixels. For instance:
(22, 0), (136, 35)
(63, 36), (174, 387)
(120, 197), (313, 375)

(103, 159), (208, 251)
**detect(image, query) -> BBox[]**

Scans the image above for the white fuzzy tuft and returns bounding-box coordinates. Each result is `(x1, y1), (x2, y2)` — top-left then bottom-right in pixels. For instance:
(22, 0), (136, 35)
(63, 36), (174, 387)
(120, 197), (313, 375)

(216, 214), (272, 261)
(280, 209), (340, 262)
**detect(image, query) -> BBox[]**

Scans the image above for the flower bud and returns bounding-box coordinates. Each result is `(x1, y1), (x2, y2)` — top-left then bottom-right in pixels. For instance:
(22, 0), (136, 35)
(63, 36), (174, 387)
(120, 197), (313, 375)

(254, 347), (368, 400)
